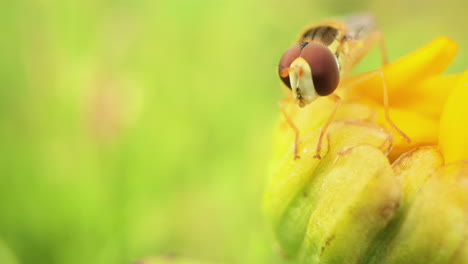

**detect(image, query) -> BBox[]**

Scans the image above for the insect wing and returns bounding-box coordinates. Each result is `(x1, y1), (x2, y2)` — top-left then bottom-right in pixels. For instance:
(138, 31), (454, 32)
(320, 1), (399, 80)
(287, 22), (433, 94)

(343, 13), (378, 41)
(338, 13), (382, 75)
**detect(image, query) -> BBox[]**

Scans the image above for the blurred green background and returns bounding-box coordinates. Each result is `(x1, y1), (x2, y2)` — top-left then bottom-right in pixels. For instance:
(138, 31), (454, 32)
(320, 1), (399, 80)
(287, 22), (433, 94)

(0, 0), (466, 263)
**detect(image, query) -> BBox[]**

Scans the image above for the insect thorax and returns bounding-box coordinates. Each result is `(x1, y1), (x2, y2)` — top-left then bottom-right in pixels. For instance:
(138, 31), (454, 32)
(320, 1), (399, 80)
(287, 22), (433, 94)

(298, 25), (348, 74)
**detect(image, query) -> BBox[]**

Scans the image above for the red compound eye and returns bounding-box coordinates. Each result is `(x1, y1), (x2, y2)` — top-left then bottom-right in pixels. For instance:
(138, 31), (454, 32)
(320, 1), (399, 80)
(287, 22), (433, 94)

(300, 43), (340, 96)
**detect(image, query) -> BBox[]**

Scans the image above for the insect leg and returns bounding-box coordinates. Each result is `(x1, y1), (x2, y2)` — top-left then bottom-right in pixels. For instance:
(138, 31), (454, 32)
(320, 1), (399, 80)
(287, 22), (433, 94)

(279, 99), (301, 160)
(377, 32), (389, 65)
(376, 32), (411, 143)
(314, 94), (342, 159)
(377, 69), (411, 143)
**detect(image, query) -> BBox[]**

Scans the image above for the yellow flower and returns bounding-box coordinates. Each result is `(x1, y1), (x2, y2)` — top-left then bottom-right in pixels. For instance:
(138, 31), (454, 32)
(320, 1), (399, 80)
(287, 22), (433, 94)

(264, 37), (468, 264)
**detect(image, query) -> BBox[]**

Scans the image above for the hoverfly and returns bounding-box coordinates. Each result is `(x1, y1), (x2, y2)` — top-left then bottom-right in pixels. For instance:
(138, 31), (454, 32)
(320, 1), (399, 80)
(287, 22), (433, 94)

(278, 13), (410, 159)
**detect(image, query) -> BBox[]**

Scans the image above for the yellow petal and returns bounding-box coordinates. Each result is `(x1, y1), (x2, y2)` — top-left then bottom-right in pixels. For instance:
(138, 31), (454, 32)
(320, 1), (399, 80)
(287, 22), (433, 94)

(391, 74), (461, 118)
(341, 37), (458, 102)
(439, 69), (468, 163)
(355, 99), (439, 160)
(382, 108), (438, 159)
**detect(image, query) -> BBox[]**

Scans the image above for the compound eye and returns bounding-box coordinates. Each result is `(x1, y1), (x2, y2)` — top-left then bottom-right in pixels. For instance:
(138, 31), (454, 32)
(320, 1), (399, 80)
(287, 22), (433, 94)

(300, 43), (340, 96)
(278, 44), (302, 89)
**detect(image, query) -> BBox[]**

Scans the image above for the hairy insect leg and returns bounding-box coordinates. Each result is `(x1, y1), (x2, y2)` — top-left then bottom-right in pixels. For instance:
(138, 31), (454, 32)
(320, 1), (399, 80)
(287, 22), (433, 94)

(376, 33), (411, 143)
(279, 99), (301, 160)
(314, 94), (342, 159)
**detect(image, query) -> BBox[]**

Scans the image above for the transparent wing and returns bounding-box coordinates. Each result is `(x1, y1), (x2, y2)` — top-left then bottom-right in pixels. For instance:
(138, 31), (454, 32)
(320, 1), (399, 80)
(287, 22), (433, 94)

(339, 13), (382, 76)
(344, 13), (379, 41)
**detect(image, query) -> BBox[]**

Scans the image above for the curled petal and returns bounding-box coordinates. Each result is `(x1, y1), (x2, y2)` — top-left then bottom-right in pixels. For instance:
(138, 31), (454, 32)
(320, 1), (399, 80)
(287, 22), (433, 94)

(341, 37), (458, 102)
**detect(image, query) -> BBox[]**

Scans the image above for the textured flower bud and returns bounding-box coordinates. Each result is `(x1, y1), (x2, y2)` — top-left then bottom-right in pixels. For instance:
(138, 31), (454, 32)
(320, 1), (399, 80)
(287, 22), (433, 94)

(365, 153), (467, 264)
(264, 112), (401, 262)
